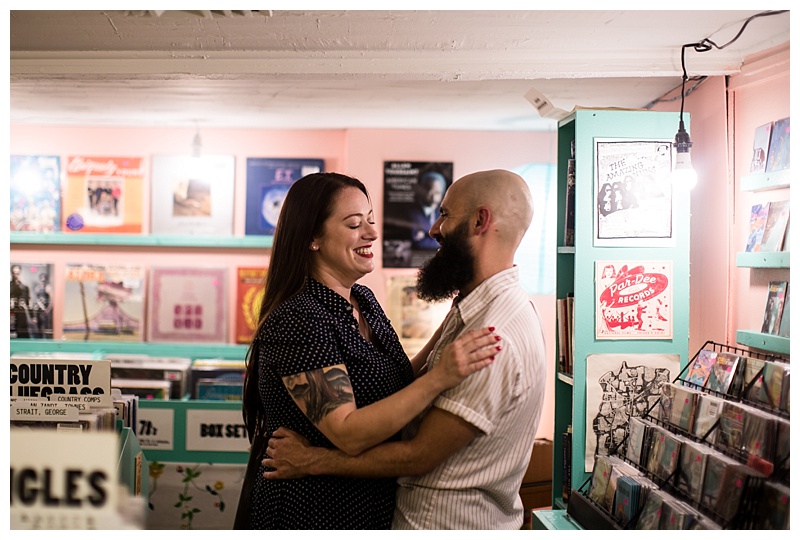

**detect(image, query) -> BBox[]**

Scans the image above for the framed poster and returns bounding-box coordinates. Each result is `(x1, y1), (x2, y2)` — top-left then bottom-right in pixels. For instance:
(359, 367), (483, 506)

(584, 352), (680, 472)
(385, 274), (450, 357)
(245, 158), (324, 236)
(594, 138), (673, 246)
(382, 161), (453, 268)
(595, 261), (673, 340)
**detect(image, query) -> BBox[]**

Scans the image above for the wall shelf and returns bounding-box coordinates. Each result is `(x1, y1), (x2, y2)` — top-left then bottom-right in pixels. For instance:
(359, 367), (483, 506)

(736, 330), (790, 355)
(9, 338), (249, 360)
(740, 169), (790, 192)
(10, 231), (273, 249)
(736, 251), (790, 268)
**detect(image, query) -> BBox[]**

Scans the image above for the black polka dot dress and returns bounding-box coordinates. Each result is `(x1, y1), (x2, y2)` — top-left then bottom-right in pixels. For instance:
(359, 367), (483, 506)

(248, 278), (414, 529)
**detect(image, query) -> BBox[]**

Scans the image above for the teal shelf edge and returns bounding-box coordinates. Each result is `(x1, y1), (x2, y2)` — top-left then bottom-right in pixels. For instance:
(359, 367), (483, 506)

(736, 330), (790, 356)
(736, 251), (790, 268)
(740, 169), (790, 192)
(9, 339), (249, 360)
(531, 509), (582, 530)
(10, 231), (273, 249)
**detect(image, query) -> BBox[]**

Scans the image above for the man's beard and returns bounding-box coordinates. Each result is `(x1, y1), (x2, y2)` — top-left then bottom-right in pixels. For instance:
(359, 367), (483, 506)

(415, 220), (475, 302)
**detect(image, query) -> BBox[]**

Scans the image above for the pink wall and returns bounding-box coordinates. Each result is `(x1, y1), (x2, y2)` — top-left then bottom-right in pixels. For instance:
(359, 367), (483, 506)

(728, 45), (791, 343)
(10, 125), (558, 439)
(651, 76), (732, 354)
(650, 43), (790, 355)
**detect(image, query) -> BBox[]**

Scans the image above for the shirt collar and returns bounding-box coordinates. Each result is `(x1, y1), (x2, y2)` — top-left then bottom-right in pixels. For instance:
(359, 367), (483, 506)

(454, 266), (521, 326)
(306, 277), (358, 318)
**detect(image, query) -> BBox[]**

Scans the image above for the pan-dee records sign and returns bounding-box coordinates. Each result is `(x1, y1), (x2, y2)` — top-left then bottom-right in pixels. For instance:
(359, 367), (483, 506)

(10, 430), (120, 530)
(136, 407), (175, 450)
(10, 355), (111, 398)
(186, 408), (249, 452)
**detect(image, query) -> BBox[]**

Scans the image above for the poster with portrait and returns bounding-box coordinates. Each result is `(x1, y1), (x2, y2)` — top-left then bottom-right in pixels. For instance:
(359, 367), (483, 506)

(584, 352), (680, 472)
(595, 261), (673, 340)
(385, 274), (450, 357)
(383, 161), (453, 268)
(245, 158), (324, 235)
(594, 138), (674, 246)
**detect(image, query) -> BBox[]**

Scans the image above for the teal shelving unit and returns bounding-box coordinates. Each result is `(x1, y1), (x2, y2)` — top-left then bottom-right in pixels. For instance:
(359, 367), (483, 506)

(551, 110), (691, 508)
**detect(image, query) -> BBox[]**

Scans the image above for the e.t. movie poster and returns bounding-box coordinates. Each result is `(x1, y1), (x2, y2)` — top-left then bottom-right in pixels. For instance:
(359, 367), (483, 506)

(595, 261), (672, 339)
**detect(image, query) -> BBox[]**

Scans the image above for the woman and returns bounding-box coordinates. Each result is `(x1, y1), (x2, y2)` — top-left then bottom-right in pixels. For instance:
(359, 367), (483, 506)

(238, 172), (498, 529)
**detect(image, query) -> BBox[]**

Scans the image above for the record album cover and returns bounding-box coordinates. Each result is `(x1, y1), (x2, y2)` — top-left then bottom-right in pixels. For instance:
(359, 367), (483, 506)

(692, 393), (724, 444)
(683, 349), (718, 388)
(150, 154), (235, 236)
(10, 155), (61, 232)
(761, 281), (788, 335)
(147, 266), (228, 343)
(745, 202), (769, 252)
(766, 116), (790, 172)
(759, 200), (790, 252)
(235, 266), (267, 344)
(62, 263), (145, 341)
(62, 156), (144, 233)
(749, 121), (773, 173)
(245, 158), (324, 236)
(705, 352), (741, 395)
(10, 262), (54, 339)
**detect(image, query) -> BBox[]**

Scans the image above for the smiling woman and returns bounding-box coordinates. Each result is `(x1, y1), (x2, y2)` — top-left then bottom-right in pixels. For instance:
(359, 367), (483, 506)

(236, 172), (499, 529)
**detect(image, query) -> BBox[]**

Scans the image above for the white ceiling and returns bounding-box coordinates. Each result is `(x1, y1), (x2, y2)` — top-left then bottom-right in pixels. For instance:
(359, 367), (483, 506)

(8, 9), (791, 132)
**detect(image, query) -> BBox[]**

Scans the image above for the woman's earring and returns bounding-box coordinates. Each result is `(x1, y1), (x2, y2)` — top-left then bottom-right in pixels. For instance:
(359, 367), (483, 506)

(310, 244), (319, 251)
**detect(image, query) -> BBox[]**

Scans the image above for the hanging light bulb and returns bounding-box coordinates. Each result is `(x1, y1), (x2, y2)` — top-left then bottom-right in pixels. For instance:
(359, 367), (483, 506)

(191, 129), (202, 158)
(670, 44), (698, 191)
(672, 118), (697, 190)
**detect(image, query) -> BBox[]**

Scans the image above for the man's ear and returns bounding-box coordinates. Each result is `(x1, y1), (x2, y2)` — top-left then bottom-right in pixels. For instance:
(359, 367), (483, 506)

(474, 207), (491, 235)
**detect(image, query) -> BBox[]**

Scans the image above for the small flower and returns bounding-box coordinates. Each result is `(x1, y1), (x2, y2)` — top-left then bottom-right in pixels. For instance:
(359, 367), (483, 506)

(149, 462), (165, 479)
(213, 481), (224, 491)
(176, 465), (184, 473)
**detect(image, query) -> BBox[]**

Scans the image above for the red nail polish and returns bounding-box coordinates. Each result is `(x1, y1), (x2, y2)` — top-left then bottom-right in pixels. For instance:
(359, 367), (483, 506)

(495, 335), (501, 341)
(496, 345), (502, 351)
(488, 326), (495, 331)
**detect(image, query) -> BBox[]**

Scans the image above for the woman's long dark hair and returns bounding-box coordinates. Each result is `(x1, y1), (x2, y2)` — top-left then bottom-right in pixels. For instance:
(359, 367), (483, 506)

(242, 172), (370, 443)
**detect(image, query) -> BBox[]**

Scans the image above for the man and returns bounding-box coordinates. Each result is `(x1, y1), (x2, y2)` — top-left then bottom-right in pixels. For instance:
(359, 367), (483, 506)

(263, 169), (547, 529)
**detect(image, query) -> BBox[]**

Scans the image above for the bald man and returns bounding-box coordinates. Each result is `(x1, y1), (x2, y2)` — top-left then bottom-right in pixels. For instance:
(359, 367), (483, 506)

(263, 169), (547, 530)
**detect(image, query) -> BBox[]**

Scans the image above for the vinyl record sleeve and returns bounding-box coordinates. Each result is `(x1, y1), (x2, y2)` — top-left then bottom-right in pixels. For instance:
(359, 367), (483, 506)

(244, 157), (324, 235)
(147, 266), (228, 343)
(150, 154), (235, 236)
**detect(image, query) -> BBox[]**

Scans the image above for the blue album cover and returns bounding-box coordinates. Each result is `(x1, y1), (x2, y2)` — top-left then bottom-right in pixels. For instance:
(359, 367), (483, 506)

(245, 158), (324, 235)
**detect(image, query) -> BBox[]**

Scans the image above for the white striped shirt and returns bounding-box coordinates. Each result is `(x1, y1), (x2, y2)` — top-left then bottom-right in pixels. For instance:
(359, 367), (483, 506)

(392, 266), (547, 529)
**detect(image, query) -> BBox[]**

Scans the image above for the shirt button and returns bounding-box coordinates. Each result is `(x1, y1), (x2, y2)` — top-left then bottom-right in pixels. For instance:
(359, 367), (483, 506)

(351, 324), (357, 330)
(346, 305), (352, 310)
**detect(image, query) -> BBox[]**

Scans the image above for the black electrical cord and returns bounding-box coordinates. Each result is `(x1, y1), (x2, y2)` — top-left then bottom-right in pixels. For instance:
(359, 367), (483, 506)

(647, 10), (788, 111)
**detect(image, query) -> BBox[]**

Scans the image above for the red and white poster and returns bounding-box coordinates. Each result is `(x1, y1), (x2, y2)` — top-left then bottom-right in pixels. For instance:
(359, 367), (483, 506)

(595, 261), (672, 340)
